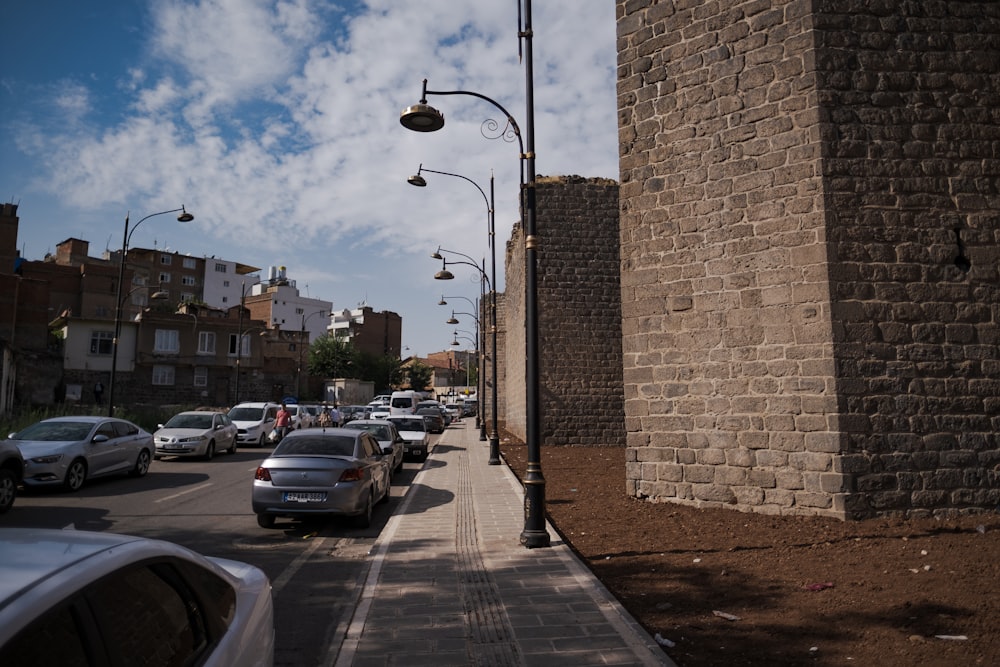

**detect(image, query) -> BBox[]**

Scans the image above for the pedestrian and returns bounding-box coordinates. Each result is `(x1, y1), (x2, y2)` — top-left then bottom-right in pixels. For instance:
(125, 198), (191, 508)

(274, 403), (292, 440)
(317, 404), (333, 428)
(93, 381), (104, 405)
(329, 404), (342, 427)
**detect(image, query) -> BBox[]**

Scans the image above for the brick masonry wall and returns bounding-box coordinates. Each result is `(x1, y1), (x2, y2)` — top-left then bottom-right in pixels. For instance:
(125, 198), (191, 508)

(504, 176), (625, 447)
(617, 0), (1000, 518)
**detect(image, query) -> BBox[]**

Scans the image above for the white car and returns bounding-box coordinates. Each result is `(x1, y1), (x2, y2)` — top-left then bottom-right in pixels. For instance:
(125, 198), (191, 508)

(0, 528), (274, 666)
(154, 411), (238, 460)
(340, 419), (405, 475)
(385, 415), (429, 462)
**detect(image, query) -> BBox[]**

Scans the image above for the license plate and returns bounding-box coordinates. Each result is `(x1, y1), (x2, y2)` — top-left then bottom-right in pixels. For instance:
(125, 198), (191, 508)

(283, 492), (326, 503)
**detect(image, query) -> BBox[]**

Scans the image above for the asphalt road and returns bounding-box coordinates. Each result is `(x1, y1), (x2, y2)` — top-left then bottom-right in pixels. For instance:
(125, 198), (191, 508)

(4, 433), (435, 666)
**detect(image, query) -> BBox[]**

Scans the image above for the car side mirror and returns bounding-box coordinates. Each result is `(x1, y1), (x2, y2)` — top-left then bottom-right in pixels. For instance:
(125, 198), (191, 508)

(157, 424), (164, 429)
(92, 434), (110, 444)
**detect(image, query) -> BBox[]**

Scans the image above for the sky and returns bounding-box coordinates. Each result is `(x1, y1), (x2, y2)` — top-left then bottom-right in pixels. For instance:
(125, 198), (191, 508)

(1, 0), (619, 358)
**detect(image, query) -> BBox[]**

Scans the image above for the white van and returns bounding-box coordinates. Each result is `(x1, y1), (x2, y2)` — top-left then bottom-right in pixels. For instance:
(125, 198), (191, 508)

(389, 390), (420, 416)
(228, 402), (280, 447)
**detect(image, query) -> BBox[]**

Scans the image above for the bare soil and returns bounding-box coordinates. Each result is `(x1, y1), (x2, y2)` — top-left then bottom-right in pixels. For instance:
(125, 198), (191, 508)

(499, 440), (1000, 667)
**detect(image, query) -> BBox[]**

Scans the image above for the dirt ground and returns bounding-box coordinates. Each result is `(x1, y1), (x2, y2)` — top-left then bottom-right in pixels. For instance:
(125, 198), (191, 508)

(499, 440), (1000, 667)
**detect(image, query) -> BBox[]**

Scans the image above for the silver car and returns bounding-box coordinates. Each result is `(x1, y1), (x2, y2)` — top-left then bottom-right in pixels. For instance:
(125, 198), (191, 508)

(340, 419), (405, 476)
(385, 415), (430, 462)
(155, 411), (238, 460)
(0, 440), (24, 513)
(10, 416), (153, 492)
(252, 428), (391, 529)
(0, 527), (274, 666)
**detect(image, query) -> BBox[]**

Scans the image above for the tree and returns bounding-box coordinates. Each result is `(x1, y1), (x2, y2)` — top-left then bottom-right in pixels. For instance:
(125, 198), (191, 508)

(353, 351), (404, 391)
(308, 335), (356, 379)
(406, 361), (433, 392)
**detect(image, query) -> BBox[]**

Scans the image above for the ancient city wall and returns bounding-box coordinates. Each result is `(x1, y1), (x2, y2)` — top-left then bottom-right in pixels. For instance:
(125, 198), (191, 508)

(617, 0), (1000, 518)
(504, 176), (625, 447)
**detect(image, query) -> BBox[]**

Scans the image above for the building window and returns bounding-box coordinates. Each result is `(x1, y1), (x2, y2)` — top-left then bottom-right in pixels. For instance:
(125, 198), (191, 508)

(182, 257), (196, 269)
(160, 254), (172, 265)
(152, 365), (175, 385)
(154, 329), (180, 353)
(223, 280), (230, 287)
(215, 263), (227, 273)
(131, 292), (148, 307)
(295, 307), (304, 315)
(221, 296), (229, 304)
(181, 275), (196, 286)
(198, 331), (216, 354)
(131, 275), (146, 286)
(90, 331), (114, 355)
(159, 272), (171, 284)
(180, 292), (195, 303)
(228, 333), (251, 356)
(194, 367), (208, 387)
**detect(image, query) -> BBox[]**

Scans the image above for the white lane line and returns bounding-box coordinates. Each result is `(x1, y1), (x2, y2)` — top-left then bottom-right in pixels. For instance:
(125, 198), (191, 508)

(154, 483), (214, 503)
(270, 535), (327, 599)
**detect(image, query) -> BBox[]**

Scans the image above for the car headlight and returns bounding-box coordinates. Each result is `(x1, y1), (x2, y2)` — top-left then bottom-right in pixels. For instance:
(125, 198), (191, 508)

(178, 436), (205, 443)
(30, 454), (63, 464)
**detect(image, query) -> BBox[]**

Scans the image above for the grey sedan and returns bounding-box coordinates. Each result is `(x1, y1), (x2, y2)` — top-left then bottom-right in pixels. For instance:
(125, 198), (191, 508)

(154, 411), (238, 460)
(9, 416), (153, 492)
(340, 419), (405, 475)
(252, 428), (391, 529)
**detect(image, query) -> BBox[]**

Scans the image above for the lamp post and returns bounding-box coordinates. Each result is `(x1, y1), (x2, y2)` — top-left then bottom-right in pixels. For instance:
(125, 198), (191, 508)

(444, 306), (487, 441)
(108, 206), (193, 417)
(450, 331), (478, 405)
(233, 277), (264, 405)
(402, 0), (549, 546)
(410, 166), (500, 461)
(297, 309), (329, 400)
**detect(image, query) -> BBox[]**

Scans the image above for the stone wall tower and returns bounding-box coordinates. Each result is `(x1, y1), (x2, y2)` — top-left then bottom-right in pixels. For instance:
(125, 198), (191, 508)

(617, 0), (1000, 518)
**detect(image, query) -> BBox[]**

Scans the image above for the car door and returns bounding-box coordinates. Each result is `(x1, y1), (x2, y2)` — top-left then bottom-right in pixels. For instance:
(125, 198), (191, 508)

(87, 420), (126, 475)
(360, 434), (387, 498)
(217, 414), (236, 449)
(111, 420), (146, 472)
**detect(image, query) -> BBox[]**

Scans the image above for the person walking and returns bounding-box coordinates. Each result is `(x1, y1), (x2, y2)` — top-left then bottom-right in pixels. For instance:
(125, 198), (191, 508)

(329, 404), (342, 427)
(274, 403), (292, 440)
(93, 381), (104, 405)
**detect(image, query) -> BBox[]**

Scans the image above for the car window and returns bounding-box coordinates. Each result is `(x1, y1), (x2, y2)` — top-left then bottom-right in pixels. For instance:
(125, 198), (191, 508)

(165, 413), (213, 429)
(113, 420), (140, 437)
(0, 602), (90, 666)
(361, 435), (378, 458)
(95, 422), (118, 439)
(274, 435), (357, 457)
(12, 421), (93, 442)
(229, 406), (263, 421)
(90, 562), (208, 666)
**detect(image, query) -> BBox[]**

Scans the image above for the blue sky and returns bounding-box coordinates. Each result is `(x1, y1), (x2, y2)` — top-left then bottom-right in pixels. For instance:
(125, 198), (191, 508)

(1, 0), (618, 357)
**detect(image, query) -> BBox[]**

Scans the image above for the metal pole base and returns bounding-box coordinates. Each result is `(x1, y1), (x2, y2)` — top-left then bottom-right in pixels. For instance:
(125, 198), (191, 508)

(479, 425), (487, 441)
(520, 467), (550, 548)
(488, 435), (501, 465)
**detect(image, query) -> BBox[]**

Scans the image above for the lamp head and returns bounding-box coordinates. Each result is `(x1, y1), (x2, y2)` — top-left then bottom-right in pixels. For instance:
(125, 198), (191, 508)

(438, 296), (447, 306)
(407, 174), (427, 187)
(400, 103), (445, 132)
(450, 339), (460, 347)
(430, 246), (443, 260)
(447, 313), (459, 324)
(435, 269), (455, 280)
(177, 206), (194, 223)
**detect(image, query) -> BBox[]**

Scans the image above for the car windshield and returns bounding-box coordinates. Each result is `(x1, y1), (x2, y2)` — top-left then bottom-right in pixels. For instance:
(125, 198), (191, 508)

(343, 423), (391, 440)
(391, 418), (425, 432)
(273, 435), (357, 457)
(163, 414), (213, 429)
(12, 421), (94, 442)
(229, 407), (264, 420)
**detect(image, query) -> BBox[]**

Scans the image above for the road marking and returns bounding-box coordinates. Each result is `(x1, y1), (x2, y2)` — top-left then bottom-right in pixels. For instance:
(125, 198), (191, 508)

(270, 535), (330, 599)
(154, 483), (214, 503)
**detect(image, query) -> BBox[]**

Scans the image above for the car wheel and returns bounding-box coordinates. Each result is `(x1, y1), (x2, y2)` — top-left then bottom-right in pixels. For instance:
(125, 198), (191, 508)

(204, 441), (215, 461)
(257, 513), (275, 528)
(395, 456), (403, 473)
(64, 459), (87, 492)
(353, 492), (373, 529)
(257, 433), (266, 448)
(378, 477), (391, 504)
(0, 469), (17, 513)
(130, 449), (151, 477)
(227, 437), (237, 455)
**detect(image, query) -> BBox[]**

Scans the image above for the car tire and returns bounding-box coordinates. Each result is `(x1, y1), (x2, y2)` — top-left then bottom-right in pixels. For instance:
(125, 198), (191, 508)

(395, 456), (403, 473)
(227, 438), (237, 455)
(204, 441), (215, 461)
(130, 449), (151, 477)
(257, 433), (266, 448)
(353, 492), (373, 529)
(0, 468), (17, 513)
(64, 459), (87, 492)
(257, 513), (275, 528)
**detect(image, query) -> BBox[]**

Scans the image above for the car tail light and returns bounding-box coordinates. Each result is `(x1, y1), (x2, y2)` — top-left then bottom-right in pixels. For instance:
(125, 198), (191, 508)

(255, 467), (272, 481)
(339, 468), (364, 482)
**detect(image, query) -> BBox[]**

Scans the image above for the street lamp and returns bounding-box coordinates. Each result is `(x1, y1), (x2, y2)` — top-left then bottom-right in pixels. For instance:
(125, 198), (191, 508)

(400, 0), (547, 548)
(297, 309), (329, 400)
(443, 306), (487, 440)
(233, 277), (264, 405)
(450, 331), (478, 400)
(108, 206), (193, 417)
(409, 165), (500, 461)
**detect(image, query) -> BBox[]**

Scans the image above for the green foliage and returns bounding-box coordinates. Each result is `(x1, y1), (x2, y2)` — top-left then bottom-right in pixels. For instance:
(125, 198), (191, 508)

(406, 361), (433, 392)
(308, 334), (357, 379)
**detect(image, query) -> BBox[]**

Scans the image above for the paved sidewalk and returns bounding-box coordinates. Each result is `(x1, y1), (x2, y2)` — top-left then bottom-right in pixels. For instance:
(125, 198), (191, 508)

(335, 420), (674, 666)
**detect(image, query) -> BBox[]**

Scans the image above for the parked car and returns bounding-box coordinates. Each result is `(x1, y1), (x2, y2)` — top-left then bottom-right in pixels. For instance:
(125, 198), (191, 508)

(444, 403), (464, 421)
(301, 404), (324, 427)
(385, 415), (430, 462)
(285, 404), (312, 430)
(417, 401), (451, 427)
(252, 428), (391, 529)
(340, 419), (405, 475)
(228, 402), (280, 448)
(390, 390), (420, 416)
(0, 440), (24, 513)
(0, 527), (274, 667)
(416, 408), (445, 434)
(369, 403), (391, 420)
(340, 405), (369, 424)
(9, 417), (153, 492)
(154, 410), (238, 460)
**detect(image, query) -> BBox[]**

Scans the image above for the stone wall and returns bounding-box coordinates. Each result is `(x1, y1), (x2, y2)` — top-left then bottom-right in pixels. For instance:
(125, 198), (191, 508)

(617, 0), (1000, 518)
(504, 176), (625, 446)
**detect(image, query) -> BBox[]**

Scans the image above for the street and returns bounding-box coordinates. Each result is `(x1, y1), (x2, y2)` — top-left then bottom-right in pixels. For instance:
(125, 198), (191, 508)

(4, 433), (437, 666)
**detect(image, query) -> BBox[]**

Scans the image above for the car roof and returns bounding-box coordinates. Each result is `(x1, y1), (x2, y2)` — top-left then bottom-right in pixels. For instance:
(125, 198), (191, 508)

(342, 419), (393, 425)
(37, 416), (109, 424)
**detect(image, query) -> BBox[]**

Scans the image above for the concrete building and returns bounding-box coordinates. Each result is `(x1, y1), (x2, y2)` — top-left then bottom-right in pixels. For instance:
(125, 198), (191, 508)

(330, 306), (403, 358)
